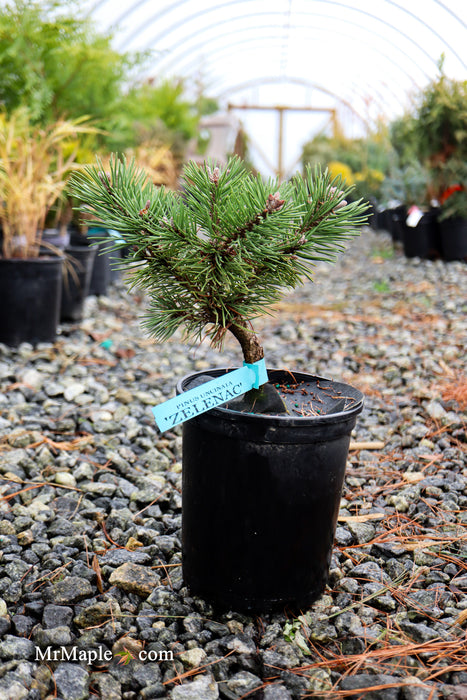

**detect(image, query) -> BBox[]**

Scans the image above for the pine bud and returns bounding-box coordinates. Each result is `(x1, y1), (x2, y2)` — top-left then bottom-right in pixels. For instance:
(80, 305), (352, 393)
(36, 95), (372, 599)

(265, 192), (285, 212)
(207, 166), (220, 184)
(333, 200), (347, 211)
(328, 186), (347, 212)
(139, 200), (151, 216)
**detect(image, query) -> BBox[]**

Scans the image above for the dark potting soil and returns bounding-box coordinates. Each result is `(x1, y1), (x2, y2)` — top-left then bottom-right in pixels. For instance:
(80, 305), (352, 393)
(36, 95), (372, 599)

(271, 377), (359, 416)
(187, 371), (362, 417)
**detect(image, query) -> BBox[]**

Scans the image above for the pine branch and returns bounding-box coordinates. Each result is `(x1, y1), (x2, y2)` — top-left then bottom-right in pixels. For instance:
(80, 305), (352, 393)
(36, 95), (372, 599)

(216, 190), (286, 249)
(69, 156), (370, 363)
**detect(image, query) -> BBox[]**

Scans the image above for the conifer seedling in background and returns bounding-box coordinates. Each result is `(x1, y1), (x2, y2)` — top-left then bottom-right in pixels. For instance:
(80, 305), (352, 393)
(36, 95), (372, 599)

(70, 156), (369, 412)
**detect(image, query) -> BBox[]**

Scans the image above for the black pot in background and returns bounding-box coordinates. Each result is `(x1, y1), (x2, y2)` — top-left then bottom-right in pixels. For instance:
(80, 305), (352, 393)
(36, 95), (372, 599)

(389, 205), (406, 243)
(402, 209), (441, 260)
(375, 210), (386, 231)
(177, 368), (364, 613)
(86, 227), (111, 296)
(41, 228), (70, 251)
(380, 209), (392, 233)
(439, 217), (467, 262)
(0, 256), (63, 346)
(365, 203), (376, 229)
(60, 245), (97, 321)
(68, 227), (111, 296)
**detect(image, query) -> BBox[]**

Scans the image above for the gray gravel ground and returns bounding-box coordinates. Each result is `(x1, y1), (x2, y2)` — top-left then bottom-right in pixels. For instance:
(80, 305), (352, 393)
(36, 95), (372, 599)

(0, 228), (466, 700)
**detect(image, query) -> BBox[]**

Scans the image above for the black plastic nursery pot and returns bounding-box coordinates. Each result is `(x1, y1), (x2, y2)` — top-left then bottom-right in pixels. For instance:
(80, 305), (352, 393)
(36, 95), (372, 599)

(41, 227), (70, 250)
(69, 227), (112, 296)
(177, 368), (364, 613)
(60, 245), (97, 321)
(402, 210), (441, 260)
(87, 228), (112, 296)
(439, 217), (467, 262)
(375, 210), (387, 231)
(389, 205), (407, 243)
(0, 256), (63, 346)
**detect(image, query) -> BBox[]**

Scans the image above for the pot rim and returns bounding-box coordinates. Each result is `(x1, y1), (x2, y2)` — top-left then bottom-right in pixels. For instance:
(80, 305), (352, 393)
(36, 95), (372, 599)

(0, 254), (65, 263)
(177, 367), (364, 427)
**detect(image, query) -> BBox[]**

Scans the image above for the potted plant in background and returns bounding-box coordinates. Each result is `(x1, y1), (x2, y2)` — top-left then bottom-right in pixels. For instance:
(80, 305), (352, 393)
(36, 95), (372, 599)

(0, 108), (94, 344)
(436, 160), (467, 261)
(71, 155), (369, 612)
(66, 143), (179, 299)
(395, 162), (441, 260)
(408, 64), (467, 261)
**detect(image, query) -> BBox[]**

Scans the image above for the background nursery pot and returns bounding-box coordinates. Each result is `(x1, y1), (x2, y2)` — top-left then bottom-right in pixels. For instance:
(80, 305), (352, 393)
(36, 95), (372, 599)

(0, 256), (63, 346)
(439, 217), (467, 262)
(402, 209), (441, 259)
(60, 244), (96, 321)
(178, 368), (364, 612)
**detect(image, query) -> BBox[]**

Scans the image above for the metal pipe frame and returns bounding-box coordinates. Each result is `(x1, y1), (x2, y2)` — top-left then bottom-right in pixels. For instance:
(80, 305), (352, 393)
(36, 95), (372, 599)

(88, 0), (467, 41)
(155, 10), (430, 89)
(169, 35), (402, 121)
(111, 0), (465, 75)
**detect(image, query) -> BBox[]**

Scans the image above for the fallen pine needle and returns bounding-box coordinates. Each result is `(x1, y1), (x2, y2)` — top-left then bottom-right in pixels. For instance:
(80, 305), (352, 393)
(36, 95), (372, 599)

(295, 636), (467, 679)
(29, 434), (94, 453)
(338, 513), (386, 523)
(452, 610), (467, 627)
(92, 555), (104, 594)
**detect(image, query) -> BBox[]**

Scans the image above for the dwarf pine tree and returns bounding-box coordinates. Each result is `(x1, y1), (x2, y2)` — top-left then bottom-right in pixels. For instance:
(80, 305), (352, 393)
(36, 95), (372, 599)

(70, 156), (369, 363)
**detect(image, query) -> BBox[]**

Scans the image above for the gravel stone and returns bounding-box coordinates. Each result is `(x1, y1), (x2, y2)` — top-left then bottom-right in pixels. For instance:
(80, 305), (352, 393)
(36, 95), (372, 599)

(100, 549), (152, 566)
(0, 230), (465, 699)
(42, 604), (74, 628)
(225, 671), (263, 697)
(179, 647), (207, 668)
(43, 577), (93, 604)
(54, 663), (89, 700)
(170, 672), (219, 699)
(89, 673), (122, 700)
(263, 686), (293, 700)
(11, 614), (34, 636)
(0, 679), (29, 700)
(109, 562), (161, 596)
(401, 683), (440, 700)
(225, 634), (257, 654)
(74, 599), (121, 627)
(0, 635), (35, 660)
(340, 673), (401, 699)
(34, 625), (75, 647)
(347, 521), (376, 543)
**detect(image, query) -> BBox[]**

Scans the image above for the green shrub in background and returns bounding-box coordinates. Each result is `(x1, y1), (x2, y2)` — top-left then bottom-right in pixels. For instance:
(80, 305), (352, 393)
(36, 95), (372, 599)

(0, 0), (217, 158)
(0, 0), (136, 125)
(301, 127), (391, 205)
(389, 60), (467, 216)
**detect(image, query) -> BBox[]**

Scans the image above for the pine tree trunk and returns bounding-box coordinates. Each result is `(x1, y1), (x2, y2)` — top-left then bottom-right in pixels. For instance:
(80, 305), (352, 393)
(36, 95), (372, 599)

(229, 321), (264, 364)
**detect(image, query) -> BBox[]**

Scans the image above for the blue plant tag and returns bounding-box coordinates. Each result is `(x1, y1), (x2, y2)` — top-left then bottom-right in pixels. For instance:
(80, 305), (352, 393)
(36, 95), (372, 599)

(152, 359), (268, 432)
(107, 229), (126, 243)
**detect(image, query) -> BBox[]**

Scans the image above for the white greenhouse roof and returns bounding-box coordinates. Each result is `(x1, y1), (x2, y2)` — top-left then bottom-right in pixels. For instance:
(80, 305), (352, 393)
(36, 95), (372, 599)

(84, 0), (467, 174)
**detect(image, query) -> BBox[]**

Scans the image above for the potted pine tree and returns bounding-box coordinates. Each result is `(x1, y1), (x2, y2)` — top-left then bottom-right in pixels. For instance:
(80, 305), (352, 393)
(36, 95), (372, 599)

(71, 155), (369, 612)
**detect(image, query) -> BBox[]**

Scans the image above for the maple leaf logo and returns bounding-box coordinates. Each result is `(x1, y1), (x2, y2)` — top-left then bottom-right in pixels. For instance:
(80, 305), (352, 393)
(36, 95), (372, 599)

(116, 648), (136, 665)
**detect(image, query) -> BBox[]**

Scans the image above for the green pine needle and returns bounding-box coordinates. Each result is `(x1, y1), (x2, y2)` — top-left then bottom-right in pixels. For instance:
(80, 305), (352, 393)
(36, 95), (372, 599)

(70, 155), (370, 361)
